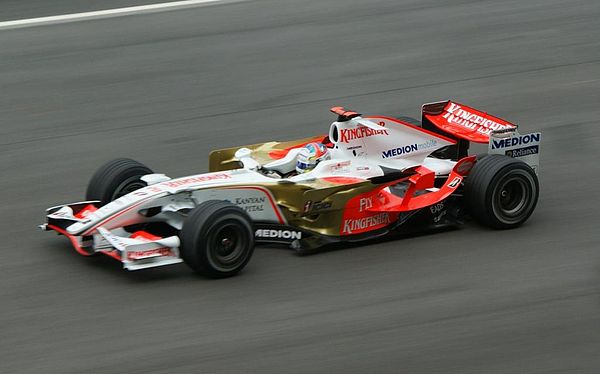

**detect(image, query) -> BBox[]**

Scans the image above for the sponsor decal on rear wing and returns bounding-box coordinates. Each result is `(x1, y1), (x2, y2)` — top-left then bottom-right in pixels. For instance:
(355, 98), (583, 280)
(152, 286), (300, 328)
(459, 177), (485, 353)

(489, 129), (541, 174)
(422, 100), (517, 143)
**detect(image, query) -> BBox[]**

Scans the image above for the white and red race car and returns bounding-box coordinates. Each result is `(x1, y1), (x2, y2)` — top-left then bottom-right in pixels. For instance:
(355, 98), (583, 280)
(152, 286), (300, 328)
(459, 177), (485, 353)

(41, 101), (541, 278)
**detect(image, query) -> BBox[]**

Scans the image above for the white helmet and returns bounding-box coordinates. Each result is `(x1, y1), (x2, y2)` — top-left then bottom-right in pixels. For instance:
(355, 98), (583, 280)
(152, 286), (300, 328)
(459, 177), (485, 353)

(296, 142), (330, 174)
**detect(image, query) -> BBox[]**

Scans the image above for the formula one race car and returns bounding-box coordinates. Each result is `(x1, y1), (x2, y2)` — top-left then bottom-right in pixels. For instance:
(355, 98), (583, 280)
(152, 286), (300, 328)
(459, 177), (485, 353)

(40, 100), (541, 278)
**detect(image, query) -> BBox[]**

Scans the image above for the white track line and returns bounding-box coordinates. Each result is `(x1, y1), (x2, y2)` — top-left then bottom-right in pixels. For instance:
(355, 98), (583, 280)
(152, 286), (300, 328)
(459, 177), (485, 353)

(0, 0), (225, 30)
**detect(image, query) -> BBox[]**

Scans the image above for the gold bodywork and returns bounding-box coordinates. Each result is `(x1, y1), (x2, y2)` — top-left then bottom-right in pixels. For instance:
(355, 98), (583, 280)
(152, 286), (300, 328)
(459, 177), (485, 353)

(208, 136), (380, 237)
(208, 135), (325, 171)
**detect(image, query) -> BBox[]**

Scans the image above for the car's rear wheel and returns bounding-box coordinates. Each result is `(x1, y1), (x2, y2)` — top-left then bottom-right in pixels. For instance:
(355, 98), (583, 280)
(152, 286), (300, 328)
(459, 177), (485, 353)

(179, 200), (255, 278)
(86, 158), (153, 206)
(465, 155), (539, 229)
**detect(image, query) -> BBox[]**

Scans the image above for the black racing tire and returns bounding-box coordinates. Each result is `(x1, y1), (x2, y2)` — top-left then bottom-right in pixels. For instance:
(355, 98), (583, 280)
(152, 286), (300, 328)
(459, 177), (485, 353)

(465, 155), (539, 229)
(179, 200), (255, 278)
(395, 116), (422, 127)
(86, 158), (153, 206)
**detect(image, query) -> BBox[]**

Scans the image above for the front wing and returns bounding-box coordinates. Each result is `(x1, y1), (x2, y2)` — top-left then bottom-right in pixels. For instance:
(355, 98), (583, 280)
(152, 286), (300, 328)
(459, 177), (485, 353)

(41, 202), (182, 270)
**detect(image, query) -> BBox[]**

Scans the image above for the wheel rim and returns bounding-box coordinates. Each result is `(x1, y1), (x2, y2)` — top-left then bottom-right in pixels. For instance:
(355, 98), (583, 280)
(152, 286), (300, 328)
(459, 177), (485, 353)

(208, 221), (250, 272)
(491, 170), (536, 225)
(111, 176), (146, 200)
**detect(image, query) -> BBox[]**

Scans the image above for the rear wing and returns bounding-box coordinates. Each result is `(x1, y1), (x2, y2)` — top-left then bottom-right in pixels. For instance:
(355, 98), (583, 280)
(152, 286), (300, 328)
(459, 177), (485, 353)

(421, 100), (540, 173)
(422, 100), (516, 143)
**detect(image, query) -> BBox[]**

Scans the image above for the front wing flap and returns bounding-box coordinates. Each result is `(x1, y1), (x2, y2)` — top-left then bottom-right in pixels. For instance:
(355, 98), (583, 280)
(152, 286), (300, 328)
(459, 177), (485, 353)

(96, 227), (182, 270)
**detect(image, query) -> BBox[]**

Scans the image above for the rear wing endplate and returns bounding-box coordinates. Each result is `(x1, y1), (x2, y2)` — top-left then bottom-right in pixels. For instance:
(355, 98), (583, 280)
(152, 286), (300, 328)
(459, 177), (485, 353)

(488, 128), (541, 174)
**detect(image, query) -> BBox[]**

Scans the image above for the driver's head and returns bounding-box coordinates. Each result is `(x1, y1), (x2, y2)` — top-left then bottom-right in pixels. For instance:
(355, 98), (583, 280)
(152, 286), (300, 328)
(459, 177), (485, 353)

(296, 142), (330, 174)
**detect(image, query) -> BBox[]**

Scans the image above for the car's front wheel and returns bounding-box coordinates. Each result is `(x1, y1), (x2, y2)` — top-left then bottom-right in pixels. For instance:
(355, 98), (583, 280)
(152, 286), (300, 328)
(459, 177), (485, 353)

(465, 155), (539, 229)
(86, 158), (153, 206)
(179, 200), (255, 278)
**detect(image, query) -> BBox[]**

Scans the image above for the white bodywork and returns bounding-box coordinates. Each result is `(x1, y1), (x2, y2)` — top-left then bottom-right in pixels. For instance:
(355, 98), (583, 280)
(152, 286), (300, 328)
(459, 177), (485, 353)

(45, 169), (288, 270)
(259, 115), (457, 183)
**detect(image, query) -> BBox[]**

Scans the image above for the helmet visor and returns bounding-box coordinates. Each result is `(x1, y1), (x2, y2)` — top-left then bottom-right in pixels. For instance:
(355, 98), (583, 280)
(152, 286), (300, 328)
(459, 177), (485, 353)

(296, 160), (311, 171)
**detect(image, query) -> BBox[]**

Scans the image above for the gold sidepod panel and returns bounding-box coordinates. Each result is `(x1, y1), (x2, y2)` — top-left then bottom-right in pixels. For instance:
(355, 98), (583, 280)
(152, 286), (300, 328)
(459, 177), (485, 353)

(264, 179), (376, 236)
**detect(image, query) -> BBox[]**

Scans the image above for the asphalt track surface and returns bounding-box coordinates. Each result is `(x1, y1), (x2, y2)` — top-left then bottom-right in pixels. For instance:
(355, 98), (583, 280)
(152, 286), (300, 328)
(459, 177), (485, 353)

(1, 0), (600, 373)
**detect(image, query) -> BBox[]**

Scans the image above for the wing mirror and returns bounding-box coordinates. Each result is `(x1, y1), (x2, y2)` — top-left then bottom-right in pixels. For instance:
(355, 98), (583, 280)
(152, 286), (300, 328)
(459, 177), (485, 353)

(234, 148), (260, 170)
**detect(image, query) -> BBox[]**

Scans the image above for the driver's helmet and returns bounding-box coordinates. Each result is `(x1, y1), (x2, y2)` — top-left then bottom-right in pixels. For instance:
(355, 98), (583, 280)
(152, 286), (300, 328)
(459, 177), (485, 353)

(296, 142), (330, 174)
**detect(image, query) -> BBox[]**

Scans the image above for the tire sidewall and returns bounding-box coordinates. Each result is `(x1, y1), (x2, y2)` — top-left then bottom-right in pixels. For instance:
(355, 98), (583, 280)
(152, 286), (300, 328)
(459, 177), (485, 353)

(105, 171), (148, 201)
(200, 212), (254, 274)
(486, 164), (539, 227)
(86, 158), (152, 206)
(466, 155), (539, 229)
(180, 202), (255, 278)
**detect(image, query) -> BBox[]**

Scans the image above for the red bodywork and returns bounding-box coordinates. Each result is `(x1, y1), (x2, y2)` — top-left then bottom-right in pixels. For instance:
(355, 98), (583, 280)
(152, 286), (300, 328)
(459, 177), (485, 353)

(340, 156), (476, 235)
(423, 101), (516, 143)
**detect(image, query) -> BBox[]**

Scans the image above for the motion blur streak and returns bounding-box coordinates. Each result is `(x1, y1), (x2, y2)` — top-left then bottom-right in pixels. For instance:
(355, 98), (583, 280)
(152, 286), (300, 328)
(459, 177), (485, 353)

(1, 0), (599, 373)
(0, 0), (226, 30)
